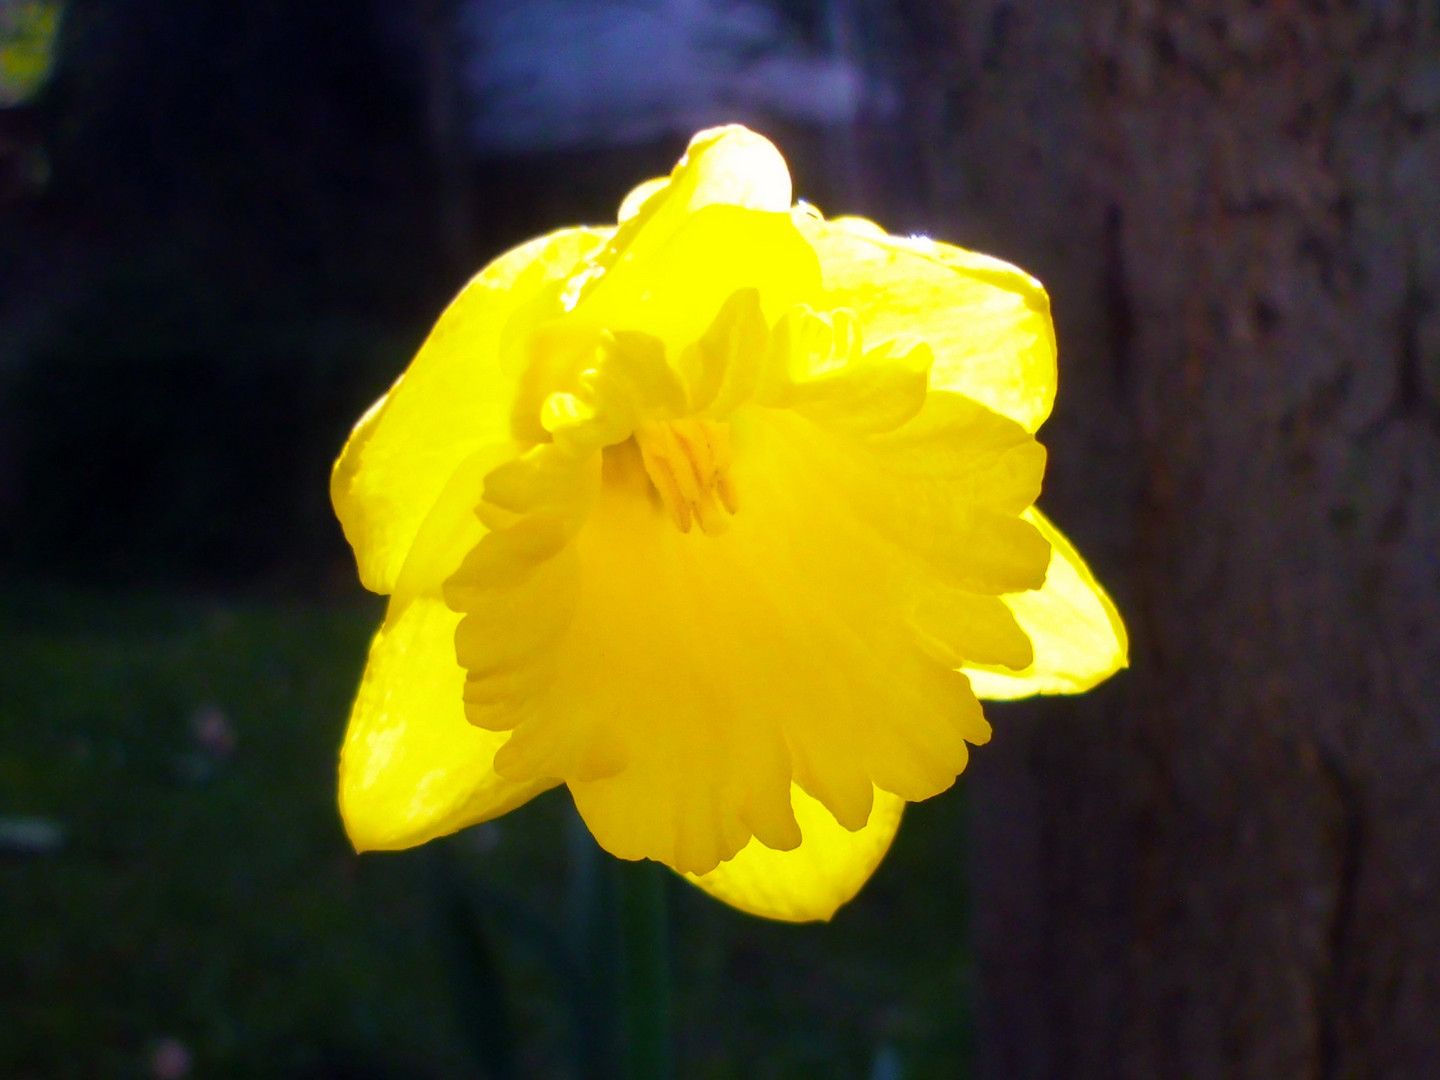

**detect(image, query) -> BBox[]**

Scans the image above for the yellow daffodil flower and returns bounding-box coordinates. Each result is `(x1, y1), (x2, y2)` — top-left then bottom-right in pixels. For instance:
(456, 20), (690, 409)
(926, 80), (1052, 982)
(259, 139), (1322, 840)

(332, 126), (1127, 922)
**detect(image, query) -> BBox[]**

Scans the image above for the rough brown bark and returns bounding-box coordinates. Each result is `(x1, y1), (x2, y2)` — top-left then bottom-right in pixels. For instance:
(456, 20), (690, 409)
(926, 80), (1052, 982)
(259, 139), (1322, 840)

(892, 3), (1440, 1077)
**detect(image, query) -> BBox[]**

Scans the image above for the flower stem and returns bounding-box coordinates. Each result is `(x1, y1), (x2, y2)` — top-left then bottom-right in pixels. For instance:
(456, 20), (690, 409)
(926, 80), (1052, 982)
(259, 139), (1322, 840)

(615, 859), (675, 1080)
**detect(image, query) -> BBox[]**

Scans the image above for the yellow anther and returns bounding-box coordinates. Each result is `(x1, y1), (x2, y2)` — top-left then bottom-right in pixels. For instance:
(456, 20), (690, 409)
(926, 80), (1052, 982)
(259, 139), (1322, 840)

(634, 419), (738, 536)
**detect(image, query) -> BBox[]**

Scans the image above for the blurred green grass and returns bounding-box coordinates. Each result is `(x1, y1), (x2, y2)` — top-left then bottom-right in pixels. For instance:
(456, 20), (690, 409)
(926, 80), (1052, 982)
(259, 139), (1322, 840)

(0, 581), (973, 1079)
(0, 582), (472, 1078)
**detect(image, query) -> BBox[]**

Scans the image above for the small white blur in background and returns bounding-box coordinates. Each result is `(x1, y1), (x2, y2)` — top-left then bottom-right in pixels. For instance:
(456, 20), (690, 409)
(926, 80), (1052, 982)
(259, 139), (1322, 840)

(462, 0), (894, 154)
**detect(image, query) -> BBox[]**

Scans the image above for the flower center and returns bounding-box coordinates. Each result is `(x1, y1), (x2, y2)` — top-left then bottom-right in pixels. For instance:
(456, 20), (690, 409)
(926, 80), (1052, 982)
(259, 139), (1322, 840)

(633, 418), (738, 535)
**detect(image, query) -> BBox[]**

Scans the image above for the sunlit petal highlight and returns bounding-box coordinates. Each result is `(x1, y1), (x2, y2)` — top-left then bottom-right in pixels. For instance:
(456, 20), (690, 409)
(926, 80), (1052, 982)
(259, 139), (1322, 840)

(339, 597), (555, 852)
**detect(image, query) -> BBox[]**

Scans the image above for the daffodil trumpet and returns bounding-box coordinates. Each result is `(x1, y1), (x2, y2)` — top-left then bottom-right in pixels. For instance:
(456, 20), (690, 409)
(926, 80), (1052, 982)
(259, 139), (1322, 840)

(332, 125), (1128, 922)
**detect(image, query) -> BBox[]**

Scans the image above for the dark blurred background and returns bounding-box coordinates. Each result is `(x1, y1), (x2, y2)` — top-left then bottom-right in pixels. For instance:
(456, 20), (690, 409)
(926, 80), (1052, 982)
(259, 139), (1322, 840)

(2, 1), (1438, 1078)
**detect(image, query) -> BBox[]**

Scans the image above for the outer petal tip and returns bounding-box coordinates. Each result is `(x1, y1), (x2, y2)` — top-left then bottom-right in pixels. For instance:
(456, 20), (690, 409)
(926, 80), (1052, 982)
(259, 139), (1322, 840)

(339, 597), (555, 852)
(618, 176), (670, 222)
(965, 507), (1129, 700)
(684, 785), (905, 923)
(798, 211), (1059, 433)
(677, 125), (792, 213)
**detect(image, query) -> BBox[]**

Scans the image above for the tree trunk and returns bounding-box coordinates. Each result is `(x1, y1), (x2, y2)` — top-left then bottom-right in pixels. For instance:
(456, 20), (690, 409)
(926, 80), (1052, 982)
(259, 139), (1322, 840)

(895, 3), (1440, 1077)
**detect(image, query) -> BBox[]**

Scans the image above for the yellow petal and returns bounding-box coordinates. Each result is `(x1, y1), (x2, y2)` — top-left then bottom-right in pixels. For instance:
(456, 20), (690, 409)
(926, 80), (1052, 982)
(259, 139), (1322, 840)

(964, 507), (1129, 699)
(332, 226), (612, 594)
(560, 126), (811, 356)
(637, 125), (792, 222)
(911, 589), (1035, 671)
(464, 407), (1007, 875)
(576, 203), (820, 360)
(389, 443), (515, 609)
(685, 785), (905, 922)
(617, 177), (670, 222)
(796, 213), (1057, 433)
(339, 596), (556, 851)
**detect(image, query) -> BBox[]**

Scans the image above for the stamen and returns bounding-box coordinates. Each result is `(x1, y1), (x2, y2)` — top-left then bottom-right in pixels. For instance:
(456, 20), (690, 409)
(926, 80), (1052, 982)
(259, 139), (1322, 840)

(634, 419), (738, 536)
